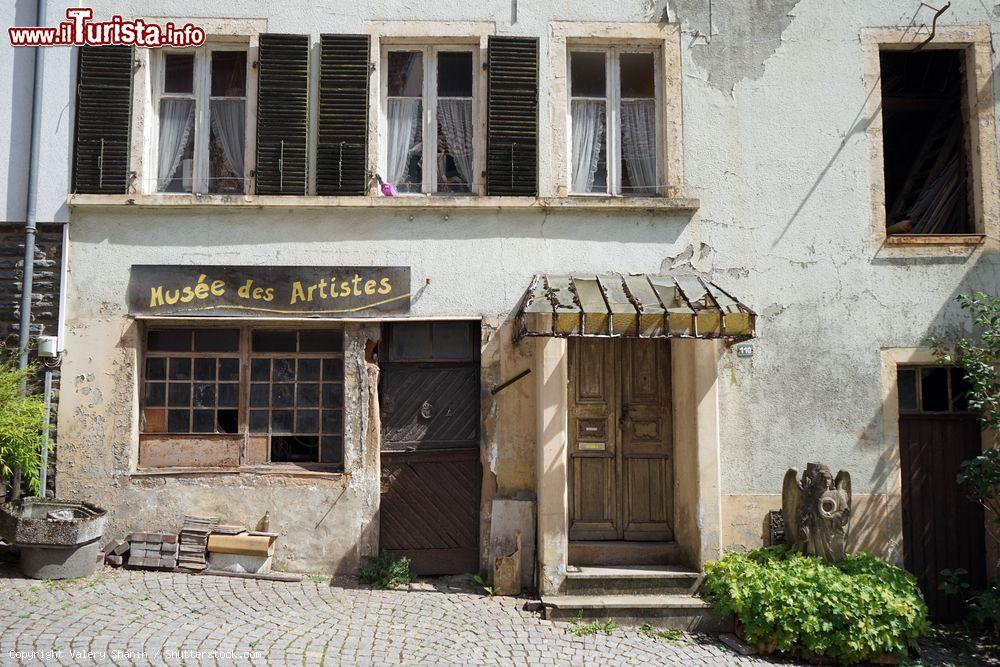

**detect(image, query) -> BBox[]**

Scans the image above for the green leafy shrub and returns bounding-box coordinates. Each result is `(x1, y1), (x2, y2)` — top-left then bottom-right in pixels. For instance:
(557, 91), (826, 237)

(359, 552), (413, 589)
(969, 583), (1000, 637)
(702, 546), (929, 664)
(0, 349), (47, 496)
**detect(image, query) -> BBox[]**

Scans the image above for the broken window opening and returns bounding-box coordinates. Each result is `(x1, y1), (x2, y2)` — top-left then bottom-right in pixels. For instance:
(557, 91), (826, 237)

(880, 48), (971, 235)
(897, 366), (971, 413)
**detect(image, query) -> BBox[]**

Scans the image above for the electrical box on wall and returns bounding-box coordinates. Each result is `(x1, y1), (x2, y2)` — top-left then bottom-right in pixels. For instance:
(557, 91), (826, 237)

(37, 335), (58, 358)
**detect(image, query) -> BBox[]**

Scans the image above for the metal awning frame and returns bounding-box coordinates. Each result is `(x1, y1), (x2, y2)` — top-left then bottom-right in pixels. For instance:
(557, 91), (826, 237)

(514, 273), (756, 343)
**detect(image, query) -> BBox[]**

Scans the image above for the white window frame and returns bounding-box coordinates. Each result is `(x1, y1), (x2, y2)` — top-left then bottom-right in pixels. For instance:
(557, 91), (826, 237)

(379, 43), (481, 195)
(149, 43), (250, 195)
(567, 45), (662, 197)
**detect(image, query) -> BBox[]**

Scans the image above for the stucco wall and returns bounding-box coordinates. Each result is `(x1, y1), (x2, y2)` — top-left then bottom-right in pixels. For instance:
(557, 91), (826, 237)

(22, 0), (1000, 570)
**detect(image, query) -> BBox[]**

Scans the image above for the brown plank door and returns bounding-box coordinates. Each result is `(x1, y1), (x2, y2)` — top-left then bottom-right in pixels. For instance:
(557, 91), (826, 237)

(568, 338), (673, 541)
(378, 322), (482, 575)
(897, 366), (986, 622)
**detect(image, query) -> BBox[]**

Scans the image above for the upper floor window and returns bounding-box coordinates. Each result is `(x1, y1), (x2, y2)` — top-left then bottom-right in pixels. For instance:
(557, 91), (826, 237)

(570, 48), (659, 196)
(154, 46), (248, 195)
(880, 48), (969, 236)
(383, 46), (478, 195)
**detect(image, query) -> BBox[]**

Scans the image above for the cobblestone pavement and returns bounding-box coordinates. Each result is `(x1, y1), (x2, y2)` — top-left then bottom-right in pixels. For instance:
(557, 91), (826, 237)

(0, 566), (980, 666)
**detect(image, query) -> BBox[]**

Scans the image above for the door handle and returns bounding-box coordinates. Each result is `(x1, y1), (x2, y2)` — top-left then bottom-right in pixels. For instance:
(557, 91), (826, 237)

(619, 404), (631, 427)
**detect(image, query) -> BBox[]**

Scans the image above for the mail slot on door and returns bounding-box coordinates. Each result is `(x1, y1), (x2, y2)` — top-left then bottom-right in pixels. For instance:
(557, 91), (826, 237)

(577, 419), (606, 439)
(578, 442), (607, 451)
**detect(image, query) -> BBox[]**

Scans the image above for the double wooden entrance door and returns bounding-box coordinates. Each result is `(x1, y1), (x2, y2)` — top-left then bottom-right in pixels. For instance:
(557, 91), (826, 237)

(568, 338), (674, 541)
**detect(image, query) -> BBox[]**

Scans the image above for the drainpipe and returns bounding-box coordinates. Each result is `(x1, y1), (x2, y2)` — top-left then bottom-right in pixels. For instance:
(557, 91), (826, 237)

(13, 0), (48, 499)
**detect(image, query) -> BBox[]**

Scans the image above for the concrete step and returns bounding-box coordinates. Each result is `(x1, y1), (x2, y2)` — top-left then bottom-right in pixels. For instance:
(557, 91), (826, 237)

(563, 565), (704, 595)
(568, 540), (681, 566)
(542, 593), (732, 632)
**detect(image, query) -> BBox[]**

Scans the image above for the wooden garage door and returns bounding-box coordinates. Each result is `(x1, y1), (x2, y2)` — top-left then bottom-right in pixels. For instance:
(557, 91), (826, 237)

(898, 366), (986, 621)
(379, 322), (481, 575)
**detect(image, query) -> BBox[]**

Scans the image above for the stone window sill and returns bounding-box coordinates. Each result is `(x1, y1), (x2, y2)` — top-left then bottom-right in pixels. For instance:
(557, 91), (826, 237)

(885, 234), (986, 246)
(68, 193), (700, 212)
(131, 465), (345, 479)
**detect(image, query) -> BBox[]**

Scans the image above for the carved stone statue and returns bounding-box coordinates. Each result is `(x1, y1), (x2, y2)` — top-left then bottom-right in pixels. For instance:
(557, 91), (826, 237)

(782, 463), (852, 562)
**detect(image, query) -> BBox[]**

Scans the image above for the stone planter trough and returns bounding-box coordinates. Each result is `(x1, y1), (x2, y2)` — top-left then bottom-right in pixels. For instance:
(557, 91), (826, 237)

(0, 497), (108, 579)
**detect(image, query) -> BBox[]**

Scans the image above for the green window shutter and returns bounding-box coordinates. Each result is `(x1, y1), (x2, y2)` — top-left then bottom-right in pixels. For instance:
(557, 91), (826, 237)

(256, 34), (310, 195)
(486, 36), (538, 196)
(72, 45), (133, 194)
(317, 34), (370, 196)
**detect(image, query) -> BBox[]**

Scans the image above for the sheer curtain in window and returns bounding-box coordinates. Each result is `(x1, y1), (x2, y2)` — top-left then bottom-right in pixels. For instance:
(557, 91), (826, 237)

(210, 99), (246, 183)
(571, 100), (605, 193)
(438, 98), (473, 187)
(620, 99), (657, 195)
(387, 99), (422, 186)
(157, 99), (196, 191)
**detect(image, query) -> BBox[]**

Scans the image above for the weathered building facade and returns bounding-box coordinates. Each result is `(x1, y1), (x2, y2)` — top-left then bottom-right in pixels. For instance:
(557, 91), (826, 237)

(2, 0), (998, 615)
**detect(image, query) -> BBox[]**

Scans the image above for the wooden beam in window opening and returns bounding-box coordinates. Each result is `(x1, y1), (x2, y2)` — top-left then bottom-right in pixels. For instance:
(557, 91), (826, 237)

(317, 34), (371, 195)
(256, 34), (310, 195)
(486, 36), (538, 196)
(73, 45), (134, 194)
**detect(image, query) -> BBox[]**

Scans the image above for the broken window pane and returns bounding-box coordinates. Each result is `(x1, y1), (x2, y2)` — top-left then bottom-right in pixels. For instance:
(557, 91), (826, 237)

(920, 367), (949, 412)
(193, 383), (215, 408)
(271, 435), (319, 463)
(217, 410), (238, 433)
(897, 368), (917, 411)
(879, 49), (969, 235)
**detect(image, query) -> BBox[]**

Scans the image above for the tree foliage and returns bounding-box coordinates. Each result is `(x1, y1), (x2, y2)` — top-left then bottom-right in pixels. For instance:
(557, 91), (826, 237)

(0, 348), (46, 496)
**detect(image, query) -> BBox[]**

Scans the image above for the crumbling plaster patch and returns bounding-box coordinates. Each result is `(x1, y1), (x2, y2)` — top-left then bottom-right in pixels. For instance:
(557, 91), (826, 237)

(665, 0), (802, 95)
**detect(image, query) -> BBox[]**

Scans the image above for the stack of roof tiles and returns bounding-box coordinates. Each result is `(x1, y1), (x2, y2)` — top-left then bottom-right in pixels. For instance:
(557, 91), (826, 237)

(178, 515), (218, 572)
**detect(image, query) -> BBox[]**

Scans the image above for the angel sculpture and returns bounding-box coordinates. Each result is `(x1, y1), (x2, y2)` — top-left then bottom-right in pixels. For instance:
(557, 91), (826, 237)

(781, 463), (852, 562)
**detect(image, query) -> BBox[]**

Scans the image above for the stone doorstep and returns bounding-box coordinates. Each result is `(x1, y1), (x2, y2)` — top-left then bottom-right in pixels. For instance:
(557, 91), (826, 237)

(563, 565), (704, 595)
(542, 593), (733, 633)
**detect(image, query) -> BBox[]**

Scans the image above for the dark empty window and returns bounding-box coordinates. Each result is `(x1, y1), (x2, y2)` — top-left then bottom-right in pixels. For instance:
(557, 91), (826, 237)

(880, 49), (970, 235)
(897, 366), (971, 413)
(142, 327), (344, 468)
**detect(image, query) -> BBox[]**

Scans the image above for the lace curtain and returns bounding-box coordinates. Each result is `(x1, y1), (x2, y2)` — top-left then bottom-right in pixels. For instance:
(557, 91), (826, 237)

(621, 99), (657, 195)
(157, 99), (195, 191)
(210, 99), (246, 184)
(437, 98), (474, 187)
(387, 99), (422, 186)
(570, 100), (605, 193)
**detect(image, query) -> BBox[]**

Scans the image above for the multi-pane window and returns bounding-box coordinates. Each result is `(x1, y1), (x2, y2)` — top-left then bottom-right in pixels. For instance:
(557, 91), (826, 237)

(384, 46), (477, 194)
(569, 48), (659, 196)
(141, 327), (344, 467)
(155, 46), (248, 194)
(248, 330), (345, 465)
(897, 366), (971, 413)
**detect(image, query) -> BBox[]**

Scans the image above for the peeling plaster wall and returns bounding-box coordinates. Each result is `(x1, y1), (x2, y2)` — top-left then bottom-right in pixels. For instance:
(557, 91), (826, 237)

(28, 0), (1000, 568)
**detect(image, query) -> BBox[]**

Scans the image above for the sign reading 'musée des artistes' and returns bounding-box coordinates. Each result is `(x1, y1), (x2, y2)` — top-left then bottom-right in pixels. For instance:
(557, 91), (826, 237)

(128, 265), (411, 317)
